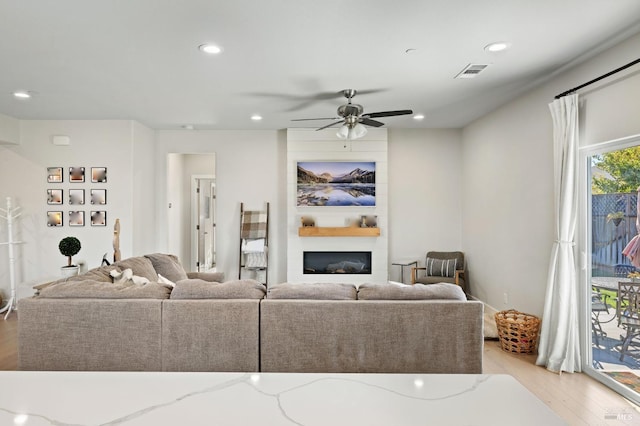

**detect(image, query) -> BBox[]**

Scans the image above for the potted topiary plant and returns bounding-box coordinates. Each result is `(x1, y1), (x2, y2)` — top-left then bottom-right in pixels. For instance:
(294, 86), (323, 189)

(59, 236), (81, 277)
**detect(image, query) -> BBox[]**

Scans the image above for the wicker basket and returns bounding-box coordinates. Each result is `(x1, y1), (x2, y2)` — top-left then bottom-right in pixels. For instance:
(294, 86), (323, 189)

(494, 310), (541, 354)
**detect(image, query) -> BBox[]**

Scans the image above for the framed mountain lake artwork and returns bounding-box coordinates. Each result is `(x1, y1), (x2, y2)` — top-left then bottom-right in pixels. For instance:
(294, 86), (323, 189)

(297, 161), (375, 207)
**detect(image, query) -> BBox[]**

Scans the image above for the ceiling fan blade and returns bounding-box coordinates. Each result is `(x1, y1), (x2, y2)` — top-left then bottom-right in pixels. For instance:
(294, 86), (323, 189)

(315, 120), (344, 131)
(365, 109), (413, 118)
(360, 118), (385, 127)
(291, 117), (339, 122)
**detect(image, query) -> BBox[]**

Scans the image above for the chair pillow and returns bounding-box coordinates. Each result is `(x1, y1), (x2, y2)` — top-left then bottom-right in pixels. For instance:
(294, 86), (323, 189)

(267, 282), (357, 300)
(425, 257), (458, 278)
(170, 279), (266, 299)
(357, 282), (466, 301)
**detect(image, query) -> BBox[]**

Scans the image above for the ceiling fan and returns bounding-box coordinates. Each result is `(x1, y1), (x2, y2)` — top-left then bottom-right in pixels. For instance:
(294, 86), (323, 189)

(291, 89), (413, 140)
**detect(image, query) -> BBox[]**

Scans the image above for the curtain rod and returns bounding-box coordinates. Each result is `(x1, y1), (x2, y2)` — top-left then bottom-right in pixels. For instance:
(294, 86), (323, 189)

(554, 57), (640, 99)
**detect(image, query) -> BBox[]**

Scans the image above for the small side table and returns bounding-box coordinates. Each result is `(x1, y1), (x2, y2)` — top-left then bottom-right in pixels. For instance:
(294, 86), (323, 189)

(391, 259), (418, 284)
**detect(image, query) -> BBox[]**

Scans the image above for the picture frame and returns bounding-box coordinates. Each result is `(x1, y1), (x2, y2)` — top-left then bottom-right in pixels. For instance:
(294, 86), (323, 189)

(90, 189), (107, 205)
(47, 189), (63, 205)
(91, 167), (107, 183)
(47, 167), (63, 183)
(90, 210), (107, 226)
(69, 167), (85, 183)
(297, 161), (376, 207)
(69, 211), (85, 227)
(69, 189), (85, 205)
(47, 211), (63, 227)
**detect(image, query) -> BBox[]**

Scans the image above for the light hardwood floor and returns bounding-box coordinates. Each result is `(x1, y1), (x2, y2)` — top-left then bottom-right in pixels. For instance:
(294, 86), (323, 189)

(1, 315), (638, 424)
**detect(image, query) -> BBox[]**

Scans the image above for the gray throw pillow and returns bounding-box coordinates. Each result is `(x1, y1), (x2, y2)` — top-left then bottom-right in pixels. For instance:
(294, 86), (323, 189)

(425, 257), (457, 278)
(267, 282), (357, 300)
(112, 257), (159, 282)
(144, 253), (188, 282)
(357, 282), (466, 301)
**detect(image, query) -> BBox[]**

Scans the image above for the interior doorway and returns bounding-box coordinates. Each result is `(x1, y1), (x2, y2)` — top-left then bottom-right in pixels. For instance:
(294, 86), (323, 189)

(191, 176), (216, 272)
(166, 153), (215, 272)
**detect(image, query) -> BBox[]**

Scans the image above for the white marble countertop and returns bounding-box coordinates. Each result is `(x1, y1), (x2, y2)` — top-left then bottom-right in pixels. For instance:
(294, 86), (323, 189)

(0, 372), (564, 425)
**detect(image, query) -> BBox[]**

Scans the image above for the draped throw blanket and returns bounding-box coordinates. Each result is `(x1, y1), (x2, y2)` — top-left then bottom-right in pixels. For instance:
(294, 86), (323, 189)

(241, 210), (268, 269)
(536, 94), (582, 373)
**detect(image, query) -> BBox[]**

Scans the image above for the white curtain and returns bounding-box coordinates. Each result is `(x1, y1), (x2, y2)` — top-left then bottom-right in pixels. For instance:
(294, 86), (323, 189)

(536, 94), (581, 373)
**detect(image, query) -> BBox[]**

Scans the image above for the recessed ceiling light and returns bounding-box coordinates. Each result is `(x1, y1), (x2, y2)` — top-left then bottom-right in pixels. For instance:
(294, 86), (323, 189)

(484, 42), (510, 53)
(413, 114), (425, 120)
(13, 90), (31, 99)
(251, 115), (263, 121)
(198, 44), (222, 54)
(182, 124), (194, 130)
(405, 48), (417, 54)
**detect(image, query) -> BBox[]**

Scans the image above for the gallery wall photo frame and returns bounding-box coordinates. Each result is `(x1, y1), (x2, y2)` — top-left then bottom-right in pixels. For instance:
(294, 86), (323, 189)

(47, 167), (63, 183)
(69, 167), (85, 183)
(91, 167), (107, 183)
(69, 189), (85, 205)
(296, 161), (376, 207)
(90, 210), (107, 226)
(90, 189), (107, 205)
(47, 211), (63, 227)
(69, 211), (85, 227)
(47, 189), (63, 205)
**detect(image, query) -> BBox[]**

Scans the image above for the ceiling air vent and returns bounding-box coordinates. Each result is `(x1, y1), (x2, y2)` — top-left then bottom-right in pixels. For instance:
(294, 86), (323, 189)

(455, 64), (489, 79)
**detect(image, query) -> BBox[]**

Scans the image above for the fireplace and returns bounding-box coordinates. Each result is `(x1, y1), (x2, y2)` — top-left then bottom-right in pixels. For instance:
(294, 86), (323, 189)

(303, 251), (372, 275)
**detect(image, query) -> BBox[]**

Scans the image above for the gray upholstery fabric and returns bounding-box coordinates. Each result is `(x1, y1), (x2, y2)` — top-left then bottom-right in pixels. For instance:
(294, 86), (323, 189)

(37, 280), (171, 299)
(162, 300), (260, 372)
(260, 299), (483, 374)
(186, 271), (225, 282)
(267, 282), (357, 300)
(145, 253), (188, 282)
(18, 298), (163, 371)
(358, 283), (466, 300)
(111, 256), (159, 282)
(170, 279), (266, 299)
(414, 276), (459, 285)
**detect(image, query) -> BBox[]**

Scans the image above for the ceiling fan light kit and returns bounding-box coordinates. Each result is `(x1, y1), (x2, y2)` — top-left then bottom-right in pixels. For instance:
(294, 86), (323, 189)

(292, 89), (412, 140)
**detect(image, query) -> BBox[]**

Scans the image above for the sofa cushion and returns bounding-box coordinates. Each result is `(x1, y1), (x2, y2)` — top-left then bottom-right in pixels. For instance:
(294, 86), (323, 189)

(144, 253), (188, 282)
(37, 280), (172, 299)
(186, 271), (225, 282)
(425, 257), (458, 278)
(111, 257), (159, 282)
(357, 282), (466, 301)
(267, 282), (357, 300)
(170, 279), (266, 300)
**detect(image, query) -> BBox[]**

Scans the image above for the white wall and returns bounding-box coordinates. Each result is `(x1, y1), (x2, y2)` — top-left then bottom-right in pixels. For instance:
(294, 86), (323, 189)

(461, 31), (640, 316)
(387, 129), (463, 282)
(0, 120), (151, 300)
(156, 130), (287, 284)
(132, 121), (157, 255)
(0, 113), (20, 145)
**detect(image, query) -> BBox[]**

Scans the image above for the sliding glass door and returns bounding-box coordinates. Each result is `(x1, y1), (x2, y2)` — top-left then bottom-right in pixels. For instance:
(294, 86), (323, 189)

(582, 135), (640, 406)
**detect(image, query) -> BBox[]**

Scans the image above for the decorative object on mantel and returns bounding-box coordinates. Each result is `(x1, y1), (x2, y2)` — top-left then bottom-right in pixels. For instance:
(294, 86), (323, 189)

(360, 215), (377, 228)
(59, 236), (81, 278)
(0, 197), (24, 319)
(300, 216), (315, 227)
(113, 218), (121, 262)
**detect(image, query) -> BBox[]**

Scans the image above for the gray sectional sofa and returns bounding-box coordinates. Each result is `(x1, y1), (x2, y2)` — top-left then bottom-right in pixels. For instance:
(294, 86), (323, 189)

(18, 255), (484, 373)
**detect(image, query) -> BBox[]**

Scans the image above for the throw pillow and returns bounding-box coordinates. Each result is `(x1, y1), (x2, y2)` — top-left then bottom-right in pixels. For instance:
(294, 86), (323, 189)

(144, 253), (188, 282)
(425, 257), (457, 278)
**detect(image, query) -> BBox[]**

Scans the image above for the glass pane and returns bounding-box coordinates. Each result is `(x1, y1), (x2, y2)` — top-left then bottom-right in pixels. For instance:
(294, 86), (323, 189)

(590, 145), (640, 397)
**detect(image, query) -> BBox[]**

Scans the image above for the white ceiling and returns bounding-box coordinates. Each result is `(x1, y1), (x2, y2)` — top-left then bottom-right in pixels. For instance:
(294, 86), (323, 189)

(1, 1), (640, 130)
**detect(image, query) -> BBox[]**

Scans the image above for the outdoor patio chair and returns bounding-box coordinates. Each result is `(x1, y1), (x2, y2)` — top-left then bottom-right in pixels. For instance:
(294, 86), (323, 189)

(592, 287), (611, 346)
(615, 264), (636, 277)
(616, 281), (640, 361)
